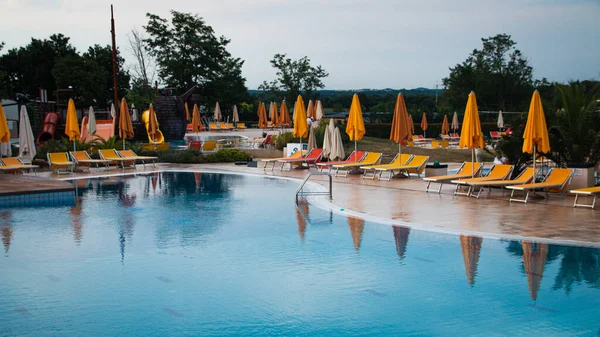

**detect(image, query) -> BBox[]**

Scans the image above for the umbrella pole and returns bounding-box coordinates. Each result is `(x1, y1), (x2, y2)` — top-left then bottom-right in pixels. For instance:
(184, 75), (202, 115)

(472, 148), (475, 178)
(355, 141), (357, 154)
(533, 145), (536, 181)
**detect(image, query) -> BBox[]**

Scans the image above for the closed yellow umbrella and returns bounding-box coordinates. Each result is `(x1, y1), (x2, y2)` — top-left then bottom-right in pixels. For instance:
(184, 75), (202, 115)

(346, 94), (366, 153)
(119, 98), (134, 150)
(441, 114), (450, 135)
(271, 102), (279, 126)
(279, 101), (290, 127)
(459, 91), (484, 177)
(184, 102), (190, 123)
(65, 98), (80, 152)
(420, 112), (428, 137)
(0, 103), (11, 149)
(293, 95), (308, 139)
(260, 102), (269, 128)
(523, 90), (550, 175)
(192, 104), (201, 133)
(408, 114), (415, 134)
(390, 93), (412, 155)
(148, 104), (158, 143)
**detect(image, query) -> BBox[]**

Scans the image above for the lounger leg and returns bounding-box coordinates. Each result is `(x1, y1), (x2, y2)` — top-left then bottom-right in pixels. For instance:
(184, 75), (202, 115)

(437, 182), (443, 194)
(386, 171), (392, 182)
(573, 194), (579, 208)
(425, 181), (432, 192)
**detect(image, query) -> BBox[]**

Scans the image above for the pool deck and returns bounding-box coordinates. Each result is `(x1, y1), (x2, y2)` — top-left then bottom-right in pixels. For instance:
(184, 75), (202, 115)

(6, 161), (600, 247)
(0, 174), (74, 196)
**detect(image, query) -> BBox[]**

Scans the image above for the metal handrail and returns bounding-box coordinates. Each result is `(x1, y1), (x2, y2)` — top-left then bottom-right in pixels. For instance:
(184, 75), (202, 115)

(295, 171), (333, 203)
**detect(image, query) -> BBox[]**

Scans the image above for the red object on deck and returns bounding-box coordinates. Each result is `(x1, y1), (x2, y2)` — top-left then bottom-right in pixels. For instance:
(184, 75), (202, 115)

(37, 112), (59, 145)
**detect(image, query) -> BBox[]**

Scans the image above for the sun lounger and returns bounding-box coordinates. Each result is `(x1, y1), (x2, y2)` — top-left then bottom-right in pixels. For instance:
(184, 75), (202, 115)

(261, 150), (305, 171)
(452, 164), (514, 197)
(423, 162), (483, 193)
(570, 186), (600, 209)
(118, 149), (158, 167)
(490, 131), (502, 142)
(236, 122), (246, 130)
(360, 153), (413, 180)
(69, 150), (110, 171)
(0, 157), (38, 174)
(202, 140), (218, 152)
(333, 152), (383, 177)
(47, 152), (76, 174)
(209, 122), (219, 131)
(369, 155), (429, 181)
(277, 148), (324, 171)
(462, 167), (536, 197)
(98, 149), (136, 168)
(506, 168), (573, 203)
(317, 151), (366, 172)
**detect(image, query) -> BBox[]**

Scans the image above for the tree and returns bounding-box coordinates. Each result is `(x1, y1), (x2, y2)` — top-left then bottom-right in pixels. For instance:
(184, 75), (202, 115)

(259, 53), (328, 103)
(0, 34), (78, 98)
(144, 10), (248, 110)
(442, 34), (534, 112)
(82, 44), (130, 107)
(127, 28), (155, 105)
(52, 55), (106, 107)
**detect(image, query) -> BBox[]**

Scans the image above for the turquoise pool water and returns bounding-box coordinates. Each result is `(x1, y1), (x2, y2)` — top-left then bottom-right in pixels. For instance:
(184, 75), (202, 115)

(1, 172), (599, 336)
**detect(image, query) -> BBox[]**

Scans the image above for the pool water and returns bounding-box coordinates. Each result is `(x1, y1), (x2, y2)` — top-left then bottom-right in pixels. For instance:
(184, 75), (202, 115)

(1, 172), (599, 336)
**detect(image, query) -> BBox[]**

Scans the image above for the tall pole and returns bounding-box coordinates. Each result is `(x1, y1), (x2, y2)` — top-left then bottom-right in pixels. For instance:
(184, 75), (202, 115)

(110, 5), (119, 123)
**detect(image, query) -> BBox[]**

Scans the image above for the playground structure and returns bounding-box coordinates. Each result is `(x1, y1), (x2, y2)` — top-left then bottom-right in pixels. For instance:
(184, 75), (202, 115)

(80, 116), (116, 143)
(141, 110), (164, 144)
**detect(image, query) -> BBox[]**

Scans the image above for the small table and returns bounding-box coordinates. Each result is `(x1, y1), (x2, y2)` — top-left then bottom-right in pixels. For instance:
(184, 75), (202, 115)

(425, 164), (448, 177)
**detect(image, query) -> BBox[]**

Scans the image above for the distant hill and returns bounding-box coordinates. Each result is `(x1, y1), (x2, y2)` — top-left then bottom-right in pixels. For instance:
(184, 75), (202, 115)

(249, 88), (441, 96)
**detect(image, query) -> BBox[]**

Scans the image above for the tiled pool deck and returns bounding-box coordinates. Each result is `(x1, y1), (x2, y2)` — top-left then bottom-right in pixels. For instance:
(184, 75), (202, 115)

(6, 161), (600, 247)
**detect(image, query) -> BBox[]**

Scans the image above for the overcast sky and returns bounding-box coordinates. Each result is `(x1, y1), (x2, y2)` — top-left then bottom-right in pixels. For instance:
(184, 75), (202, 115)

(1, 0), (598, 90)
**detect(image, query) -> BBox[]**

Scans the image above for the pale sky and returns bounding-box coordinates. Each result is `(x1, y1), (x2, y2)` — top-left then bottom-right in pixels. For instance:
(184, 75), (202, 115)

(1, 0), (599, 90)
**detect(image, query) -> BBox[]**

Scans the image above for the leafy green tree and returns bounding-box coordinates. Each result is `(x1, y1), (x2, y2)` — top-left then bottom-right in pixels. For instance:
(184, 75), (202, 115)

(442, 34), (534, 112)
(259, 53), (329, 102)
(0, 34), (78, 98)
(52, 55), (106, 107)
(126, 77), (155, 110)
(82, 44), (130, 107)
(143, 10), (248, 109)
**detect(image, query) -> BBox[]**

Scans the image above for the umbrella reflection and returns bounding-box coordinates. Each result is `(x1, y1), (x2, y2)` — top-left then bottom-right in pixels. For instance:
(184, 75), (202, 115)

(70, 197), (83, 244)
(118, 180), (136, 263)
(460, 235), (483, 286)
(348, 216), (365, 252)
(393, 226), (410, 260)
(194, 172), (202, 191)
(522, 241), (548, 301)
(295, 202), (309, 242)
(1, 211), (12, 254)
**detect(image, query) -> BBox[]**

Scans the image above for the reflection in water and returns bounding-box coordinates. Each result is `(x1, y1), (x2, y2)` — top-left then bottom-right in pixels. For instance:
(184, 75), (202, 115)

(194, 172), (202, 191)
(348, 216), (365, 252)
(70, 197), (83, 244)
(553, 245), (600, 293)
(522, 241), (548, 301)
(393, 226), (410, 260)
(460, 235), (483, 286)
(1, 211), (12, 254)
(118, 180), (136, 263)
(295, 202), (309, 242)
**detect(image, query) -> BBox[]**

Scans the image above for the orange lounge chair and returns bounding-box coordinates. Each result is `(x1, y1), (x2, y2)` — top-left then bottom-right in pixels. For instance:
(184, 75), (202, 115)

(316, 151), (366, 172)
(333, 152), (383, 177)
(0, 157), (38, 174)
(423, 162), (484, 193)
(462, 167), (536, 197)
(506, 168), (573, 203)
(261, 150), (306, 171)
(47, 152), (76, 174)
(452, 164), (513, 197)
(69, 150), (111, 171)
(570, 186), (600, 209)
(118, 149), (157, 168)
(360, 153), (413, 180)
(98, 149), (136, 169)
(369, 155), (429, 181)
(277, 148), (324, 171)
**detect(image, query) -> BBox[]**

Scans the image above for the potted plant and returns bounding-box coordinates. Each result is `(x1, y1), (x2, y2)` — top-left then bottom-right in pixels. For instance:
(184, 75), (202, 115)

(549, 82), (600, 188)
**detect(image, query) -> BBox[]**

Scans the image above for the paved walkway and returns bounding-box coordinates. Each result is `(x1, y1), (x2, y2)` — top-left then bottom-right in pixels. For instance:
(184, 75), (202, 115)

(28, 161), (600, 247)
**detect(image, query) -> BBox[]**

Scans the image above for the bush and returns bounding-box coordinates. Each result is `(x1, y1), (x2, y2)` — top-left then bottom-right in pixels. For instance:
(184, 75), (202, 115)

(35, 139), (68, 160)
(158, 149), (205, 163)
(207, 149), (252, 163)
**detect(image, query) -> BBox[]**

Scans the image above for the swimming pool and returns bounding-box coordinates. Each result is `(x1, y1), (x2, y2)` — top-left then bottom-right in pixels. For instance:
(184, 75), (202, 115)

(1, 172), (599, 336)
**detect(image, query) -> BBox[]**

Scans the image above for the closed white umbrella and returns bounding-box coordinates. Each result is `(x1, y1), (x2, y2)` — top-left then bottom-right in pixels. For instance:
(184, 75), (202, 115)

(214, 102), (222, 121)
(110, 103), (116, 119)
(18, 105), (35, 163)
(268, 102), (274, 120)
(315, 100), (324, 121)
(88, 106), (97, 135)
(307, 124), (317, 151)
(131, 103), (138, 122)
(451, 111), (459, 133)
(497, 110), (504, 129)
(322, 119), (334, 159)
(232, 105), (239, 122)
(330, 126), (345, 161)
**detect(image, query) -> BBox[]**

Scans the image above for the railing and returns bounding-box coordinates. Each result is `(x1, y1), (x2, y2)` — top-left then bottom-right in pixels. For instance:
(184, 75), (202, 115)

(295, 171), (333, 203)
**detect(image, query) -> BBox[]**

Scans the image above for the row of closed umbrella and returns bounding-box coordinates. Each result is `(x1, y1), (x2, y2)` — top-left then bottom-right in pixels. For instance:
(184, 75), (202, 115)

(0, 104), (36, 163)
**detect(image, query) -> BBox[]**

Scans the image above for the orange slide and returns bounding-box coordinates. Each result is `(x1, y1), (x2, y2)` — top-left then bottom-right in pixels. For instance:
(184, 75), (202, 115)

(80, 116), (116, 142)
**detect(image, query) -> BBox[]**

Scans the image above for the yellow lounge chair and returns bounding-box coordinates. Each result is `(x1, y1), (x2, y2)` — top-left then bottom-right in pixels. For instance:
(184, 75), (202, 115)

(423, 162), (483, 193)
(202, 140), (218, 152)
(209, 122), (219, 131)
(47, 152), (75, 174)
(452, 164), (514, 197)
(236, 122), (246, 130)
(317, 151), (367, 173)
(69, 150), (110, 171)
(261, 150), (305, 171)
(98, 149), (136, 168)
(333, 152), (382, 177)
(371, 155), (430, 181)
(360, 153), (413, 180)
(570, 186), (600, 209)
(118, 149), (157, 168)
(0, 157), (38, 174)
(463, 167), (536, 197)
(506, 168), (573, 203)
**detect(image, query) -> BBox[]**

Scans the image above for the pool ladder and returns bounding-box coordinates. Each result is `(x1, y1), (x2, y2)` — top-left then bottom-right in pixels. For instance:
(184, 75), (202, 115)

(295, 172), (333, 203)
